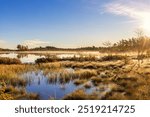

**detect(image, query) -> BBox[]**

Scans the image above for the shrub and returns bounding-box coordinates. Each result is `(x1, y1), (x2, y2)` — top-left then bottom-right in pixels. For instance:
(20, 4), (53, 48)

(100, 55), (127, 61)
(0, 57), (21, 64)
(35, 57), (59, 63)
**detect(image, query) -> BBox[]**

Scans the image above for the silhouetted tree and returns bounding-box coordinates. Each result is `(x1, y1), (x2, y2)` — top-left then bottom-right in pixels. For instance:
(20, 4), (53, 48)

(17, 44), (28, 51)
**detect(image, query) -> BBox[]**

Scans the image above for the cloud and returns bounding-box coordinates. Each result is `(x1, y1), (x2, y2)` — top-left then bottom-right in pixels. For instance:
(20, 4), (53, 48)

(105, 0), (150, 18)
(22, 39), (50, 48)
(104, 0), (150, 34)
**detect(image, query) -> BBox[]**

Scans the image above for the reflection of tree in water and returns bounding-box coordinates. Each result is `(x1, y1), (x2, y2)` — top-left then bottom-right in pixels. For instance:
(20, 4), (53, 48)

(26, 77), (32, 86)
(47, 72), (72, 85)
(38, 77), (41, 85)
(47, 77), (57, 84)
(59, 76), (71, 84)
(17, 54), (28, 59)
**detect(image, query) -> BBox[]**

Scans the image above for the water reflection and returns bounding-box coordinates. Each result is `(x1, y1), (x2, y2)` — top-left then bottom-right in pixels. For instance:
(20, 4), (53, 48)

(22, 71), (94, 100)
(0, 52), (101, 63)
(0, 53), (45, 63)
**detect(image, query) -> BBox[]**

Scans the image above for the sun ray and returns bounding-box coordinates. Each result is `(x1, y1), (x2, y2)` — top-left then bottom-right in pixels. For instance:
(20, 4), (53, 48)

(142, 16), (150, 35)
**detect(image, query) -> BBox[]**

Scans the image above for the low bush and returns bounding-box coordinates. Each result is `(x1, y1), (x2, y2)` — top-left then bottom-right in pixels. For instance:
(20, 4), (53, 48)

(100, 55), (127, 61)
(0, 57), (21, 64)
(35, 57), (58, 63)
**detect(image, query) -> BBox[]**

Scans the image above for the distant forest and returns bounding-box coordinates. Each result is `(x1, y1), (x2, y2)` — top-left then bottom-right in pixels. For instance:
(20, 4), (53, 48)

(1, 35), (150, 55)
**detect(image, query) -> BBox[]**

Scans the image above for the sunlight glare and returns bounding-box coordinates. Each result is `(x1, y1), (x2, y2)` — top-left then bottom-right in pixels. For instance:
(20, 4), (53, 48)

(142, 15), (150, 35)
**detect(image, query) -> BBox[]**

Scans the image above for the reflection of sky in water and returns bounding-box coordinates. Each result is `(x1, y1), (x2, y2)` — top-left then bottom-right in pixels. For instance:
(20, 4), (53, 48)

(0, 52), (102, 63)
(0, 52), (110, 63)
(57, 54), (79, 59)
(22, 71), (95, 100)
(20, 55), (45, 63)
(0, 53), (18, 58)
(0, 53), (45, 63)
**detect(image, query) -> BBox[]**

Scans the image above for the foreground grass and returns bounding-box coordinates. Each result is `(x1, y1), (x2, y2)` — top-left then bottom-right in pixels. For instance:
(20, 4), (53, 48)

(0, 64), (39, 100)
(1, 55), (150, 100)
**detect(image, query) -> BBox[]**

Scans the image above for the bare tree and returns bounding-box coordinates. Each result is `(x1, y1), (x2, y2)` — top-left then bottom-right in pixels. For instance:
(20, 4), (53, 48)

(135, 29), (145, 57)
(103, 41), (112, 48)
(135, 28), (144, 39)
(102, 41), (112, 55)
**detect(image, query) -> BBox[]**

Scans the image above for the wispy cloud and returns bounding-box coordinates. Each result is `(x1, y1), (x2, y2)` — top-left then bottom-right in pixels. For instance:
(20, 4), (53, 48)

(104, 0), (150, 34)
(22, 39), (50, 48)
(104, 0), (150, 18)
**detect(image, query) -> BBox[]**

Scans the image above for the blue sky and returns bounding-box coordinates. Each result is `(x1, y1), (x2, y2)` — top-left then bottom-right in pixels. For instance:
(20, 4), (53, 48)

(0, 0), (150, 49)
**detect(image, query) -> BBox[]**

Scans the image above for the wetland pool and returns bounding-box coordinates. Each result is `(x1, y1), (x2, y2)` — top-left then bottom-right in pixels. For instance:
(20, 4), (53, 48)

(21, 70), (95, 100)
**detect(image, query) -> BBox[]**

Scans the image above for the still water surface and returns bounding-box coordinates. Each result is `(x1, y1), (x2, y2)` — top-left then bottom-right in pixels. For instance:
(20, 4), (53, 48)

(0, 52), (101, 63)
(22, 70), (95, 100)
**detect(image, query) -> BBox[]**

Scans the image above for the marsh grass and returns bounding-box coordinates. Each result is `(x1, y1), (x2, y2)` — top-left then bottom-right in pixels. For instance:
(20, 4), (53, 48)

(45, 69), (97, 84)
(0, 64), (39, 100)
(91, 77), (102, 86)
(0, 83), (39, 100)
(100, 55), (128, 61)
(84, 82), (92, 89)
(1, 54), (150, 100)
(37, 62), (62, 70)
(63, 89), (99, 100)
(74, 79), (87, 86)
(77, 69), (97, 79)
(103, 71), (150, 100)
(0, 57), (21, 64)
(35, 55), (98, 64)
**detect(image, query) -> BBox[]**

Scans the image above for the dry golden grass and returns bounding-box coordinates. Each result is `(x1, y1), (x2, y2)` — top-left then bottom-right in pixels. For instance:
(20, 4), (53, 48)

(91, 77), (102, 86)
(0, 57), (21, 64)
(74, 79), (87, 86)
(63, 89), (99, 100)
(0, 64), (38, 100)
(84, 82), (92, 89)
(0, 81), (39, 100)
(74, 69), (97, 79)
(1, 54), (150, 100)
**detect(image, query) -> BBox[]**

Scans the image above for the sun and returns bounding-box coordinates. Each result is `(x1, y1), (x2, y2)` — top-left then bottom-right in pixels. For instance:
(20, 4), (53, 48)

(142, 16), (150, 35)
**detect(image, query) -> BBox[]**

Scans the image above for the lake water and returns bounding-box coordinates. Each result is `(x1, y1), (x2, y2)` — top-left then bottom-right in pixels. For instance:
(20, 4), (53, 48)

(0, 53), (45, 63)
(0, 52), (101, 63)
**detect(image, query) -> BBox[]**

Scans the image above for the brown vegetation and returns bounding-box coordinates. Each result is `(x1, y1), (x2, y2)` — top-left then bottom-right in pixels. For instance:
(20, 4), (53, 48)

(0, 53), (150, 100)
(0, 57), (21, 64)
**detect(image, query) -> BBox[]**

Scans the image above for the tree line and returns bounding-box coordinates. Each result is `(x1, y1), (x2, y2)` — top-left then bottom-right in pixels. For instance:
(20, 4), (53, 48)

(16, 36), (150, 54)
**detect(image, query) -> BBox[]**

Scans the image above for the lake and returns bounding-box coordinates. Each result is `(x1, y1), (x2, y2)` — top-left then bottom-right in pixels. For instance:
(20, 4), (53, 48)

(0, 51), (102, 63)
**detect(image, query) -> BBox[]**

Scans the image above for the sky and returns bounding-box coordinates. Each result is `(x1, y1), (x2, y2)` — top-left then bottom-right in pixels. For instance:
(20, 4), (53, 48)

(0, 0), (150, 49)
